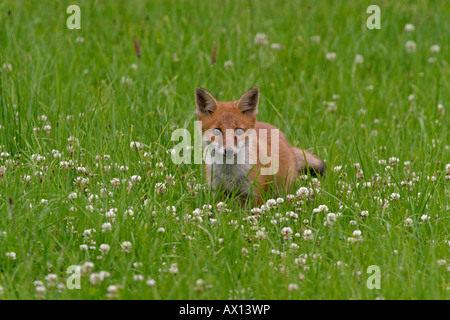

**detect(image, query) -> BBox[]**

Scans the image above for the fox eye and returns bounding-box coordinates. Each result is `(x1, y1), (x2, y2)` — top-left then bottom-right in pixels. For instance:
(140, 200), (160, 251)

(212, 128), (221, 136)
(235, 128), (244, 136)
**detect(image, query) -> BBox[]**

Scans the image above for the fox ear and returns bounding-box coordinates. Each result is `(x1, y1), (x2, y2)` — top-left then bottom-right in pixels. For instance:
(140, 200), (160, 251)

(195, 87), (219, 117)
(237, 86), (259, 116)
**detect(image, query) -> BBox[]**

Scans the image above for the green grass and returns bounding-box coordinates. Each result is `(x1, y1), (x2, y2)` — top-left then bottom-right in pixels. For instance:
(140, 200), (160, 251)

(0, 0), (448, 299)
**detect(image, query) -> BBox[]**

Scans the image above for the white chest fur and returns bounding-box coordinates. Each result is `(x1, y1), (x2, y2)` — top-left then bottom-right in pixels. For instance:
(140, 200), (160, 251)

(208, 163), (253, 196)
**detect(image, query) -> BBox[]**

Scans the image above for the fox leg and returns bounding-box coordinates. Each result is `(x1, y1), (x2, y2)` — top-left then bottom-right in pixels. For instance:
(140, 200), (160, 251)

(293, 148), (326, 176)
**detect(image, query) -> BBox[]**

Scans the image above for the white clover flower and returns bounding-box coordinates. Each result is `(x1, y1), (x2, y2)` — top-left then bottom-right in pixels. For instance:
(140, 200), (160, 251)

(130, 141), (142, 150)
(281, 227), (293, 239)
(105, 208), (117, 220)
(360, 211), (369, 219)
(437, 259), (446, 266)
(310, 35), (321, 43)
(420, 214), (429, 222)
(90, 273), (104, 285)
(195, 279), (205, 290)
(44, 274), (58, 287)
(81, 261), (94, 275)
(223, 60), (233, 70)
(35, 285), (46, 298)
(296, 187), (309, 199)
(325, 52), (336, 61)
(324, 213), (337, 227)
(254, 33), (268, 46)
(146, 279), (156, 287)
(288, 283), (299, 292)
(121, 76), (133, 86)
(124, 208), (134, 218)
(405, 40), (416, 53)
(67, 136), (78, 143)
(155, 182), (167, 194)
(99, 244), (110, 255)
(303, 229), (313, 241)
(133, 275), (144, 282)
(390, 193), (400, 201)
(265, 198), (277, 209)
(430, 45), (440, 53)
(157, 227), (165, 233)
(121, 241), (132, 253)
(107, 284), (119, 292)
(389, 157), (400, 166)
(110, 178), (120, 187)
(166, 206), (176, 214)
(101, 222), (112, 233)
(271, 43), (283, 50)
(5, 252), (16, 260)
(68, 192), (77, 200)
(169, 263), (178, 274)
(326, 101), (337, 112)
(333, 166), (343, 172)
(52, 149), (61, 158)
(287, 211), (298, 219)
(217, 202), (227, 210)
(43, 125), (51, 134)
(404, 24), (415, 32)
(404, 218), (413, 227)
(33, 280), (44, 287)
(313, 205), (328, 213)
(2, 63), (12, 71)
(31, 154), (46, 162)
(354, 54), (364, 64)
(255, 230), (266, 239)
(80, 244), (88, 251)
(106, 285), (119, 299)
(348, 230), (363, 243)
(353, 230), (362, 238)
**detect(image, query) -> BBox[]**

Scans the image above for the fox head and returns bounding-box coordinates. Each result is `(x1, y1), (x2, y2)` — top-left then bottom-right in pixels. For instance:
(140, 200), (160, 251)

(195, 86), (259, 159)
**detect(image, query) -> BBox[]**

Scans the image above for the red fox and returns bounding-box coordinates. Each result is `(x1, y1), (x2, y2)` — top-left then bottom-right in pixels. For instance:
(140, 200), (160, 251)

(195, 86), (325, 204)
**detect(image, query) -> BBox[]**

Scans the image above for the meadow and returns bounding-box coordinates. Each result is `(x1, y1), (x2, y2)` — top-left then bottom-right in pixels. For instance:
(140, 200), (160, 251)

(0, 0), (448, 299)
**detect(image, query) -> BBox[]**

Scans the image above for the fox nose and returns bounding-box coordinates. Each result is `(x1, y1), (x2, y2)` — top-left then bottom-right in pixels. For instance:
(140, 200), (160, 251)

(224, 146), (234, 157)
